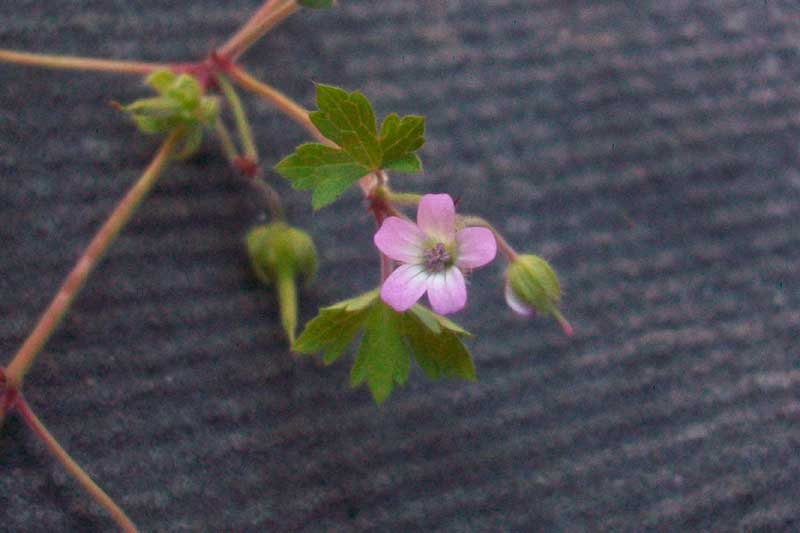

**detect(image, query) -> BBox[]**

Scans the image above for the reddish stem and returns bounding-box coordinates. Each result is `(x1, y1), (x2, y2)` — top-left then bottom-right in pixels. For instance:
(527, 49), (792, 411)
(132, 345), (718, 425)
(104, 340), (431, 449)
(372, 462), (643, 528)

(14, 396), (138, 532)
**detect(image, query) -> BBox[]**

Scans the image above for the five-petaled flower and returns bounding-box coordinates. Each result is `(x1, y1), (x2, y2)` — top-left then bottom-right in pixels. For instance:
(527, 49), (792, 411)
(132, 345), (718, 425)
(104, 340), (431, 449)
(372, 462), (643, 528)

(374, 194), (497, 315)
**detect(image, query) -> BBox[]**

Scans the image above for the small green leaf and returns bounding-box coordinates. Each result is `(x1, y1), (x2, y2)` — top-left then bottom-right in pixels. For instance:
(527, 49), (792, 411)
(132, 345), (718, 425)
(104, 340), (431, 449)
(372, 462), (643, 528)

(327, 289), (380, 312)
(275, 143), (370, 209)
(403, 307), (476, 381)
(383, 153), (423, 173)
(293, 290), (379, 363)
(299, 0), (334, 8)
(295, 292), (474, 403)
(277, 84), (426, 209)
(410, 305), (471, 336)
(311, 84), (381, 169)
(350, 302), (411, 403)
(379, 113), (425, 168)
(295, 307), (367, 364)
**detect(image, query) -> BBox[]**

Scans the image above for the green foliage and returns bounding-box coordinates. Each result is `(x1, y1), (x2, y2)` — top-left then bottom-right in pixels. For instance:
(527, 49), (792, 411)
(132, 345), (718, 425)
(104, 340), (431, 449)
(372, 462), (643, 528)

(119, 70), (219, 158)
(294, 290), (475, 403)
(298, 0), (334, 8)
(350, 301), (410, 404)
(275, 84), (426, 209)
(274, 144), (371, 210)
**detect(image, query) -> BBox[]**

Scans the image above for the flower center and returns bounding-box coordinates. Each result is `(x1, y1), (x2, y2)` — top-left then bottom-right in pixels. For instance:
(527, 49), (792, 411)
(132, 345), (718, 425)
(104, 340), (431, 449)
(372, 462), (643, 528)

(423, 242), (451, 272)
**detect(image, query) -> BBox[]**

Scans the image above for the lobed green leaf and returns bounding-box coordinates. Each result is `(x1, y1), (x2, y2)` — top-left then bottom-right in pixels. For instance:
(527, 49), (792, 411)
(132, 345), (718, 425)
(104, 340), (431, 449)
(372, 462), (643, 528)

(276, 84), (426, 209)
(379, 113), (425, 167)
(274, 143), (370, 209)
(350, 302), (411, 404)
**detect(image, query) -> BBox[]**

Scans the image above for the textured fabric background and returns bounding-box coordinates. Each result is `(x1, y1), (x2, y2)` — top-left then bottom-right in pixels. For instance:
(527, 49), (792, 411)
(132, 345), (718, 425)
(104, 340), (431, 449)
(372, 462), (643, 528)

(1, 1), (799, 531)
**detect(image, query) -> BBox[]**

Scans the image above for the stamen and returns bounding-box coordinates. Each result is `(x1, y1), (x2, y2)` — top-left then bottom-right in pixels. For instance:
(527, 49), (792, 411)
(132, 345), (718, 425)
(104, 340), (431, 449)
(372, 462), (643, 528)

(424, 242), (451, 272)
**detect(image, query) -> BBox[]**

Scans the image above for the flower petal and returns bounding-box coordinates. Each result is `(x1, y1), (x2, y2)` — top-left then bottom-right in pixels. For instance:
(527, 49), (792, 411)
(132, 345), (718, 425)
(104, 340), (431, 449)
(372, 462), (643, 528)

(505, 283), (534, 316)
(374, 217), (426, 263)
(417, 194), (455, 242)
(381, 264), (429, 312)
(455, 227), (496, 269)
(426, 267), (467, 315)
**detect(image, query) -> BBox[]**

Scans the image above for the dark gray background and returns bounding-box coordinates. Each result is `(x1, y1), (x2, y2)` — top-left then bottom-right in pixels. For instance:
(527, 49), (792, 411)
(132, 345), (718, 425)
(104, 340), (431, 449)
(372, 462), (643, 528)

(1, 1), (799, 531)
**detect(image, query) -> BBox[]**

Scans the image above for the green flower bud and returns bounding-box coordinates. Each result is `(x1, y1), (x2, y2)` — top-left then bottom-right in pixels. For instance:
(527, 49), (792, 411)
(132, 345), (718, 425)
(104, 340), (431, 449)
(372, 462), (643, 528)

(505, 254), (573, 336)
(118, 70), (219, 158)
(246, 223), (318, 344)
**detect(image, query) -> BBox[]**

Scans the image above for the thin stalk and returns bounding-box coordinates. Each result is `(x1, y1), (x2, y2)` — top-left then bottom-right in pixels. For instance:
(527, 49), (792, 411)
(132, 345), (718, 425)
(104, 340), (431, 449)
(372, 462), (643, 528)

(459, 215), (519, 262)
(384, 190), (422, 206)
(217, 75), (259, 161)
(220, 0), (300, 61)
(277, 270), (298, 345)
(15, 396), (138, 532)
(214, 119), (239, 163)
(219, 0), (284, 57)
(214, 118), (284, 220)
(226, 64), (328, 144)
(0, 49), (167, 75)
(552, 308), (574, 337)
(3, 129), (184, 391)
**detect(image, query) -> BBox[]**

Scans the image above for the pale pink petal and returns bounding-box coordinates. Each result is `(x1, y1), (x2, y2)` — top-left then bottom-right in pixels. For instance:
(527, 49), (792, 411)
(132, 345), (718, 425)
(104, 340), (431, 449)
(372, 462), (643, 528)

(455, 227), (496, 269)
(505, 283), (534, 316)
(374, 217), (426, 263)
(417, 194), (455, 242)
(426, 267), (467, 315)
(381, 264), (429, 312)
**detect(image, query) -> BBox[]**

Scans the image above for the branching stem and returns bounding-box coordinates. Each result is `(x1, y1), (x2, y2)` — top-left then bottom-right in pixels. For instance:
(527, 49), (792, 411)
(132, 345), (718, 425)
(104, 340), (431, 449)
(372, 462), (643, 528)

(226, 64), (327, 144)
(15, 395), (138, 532)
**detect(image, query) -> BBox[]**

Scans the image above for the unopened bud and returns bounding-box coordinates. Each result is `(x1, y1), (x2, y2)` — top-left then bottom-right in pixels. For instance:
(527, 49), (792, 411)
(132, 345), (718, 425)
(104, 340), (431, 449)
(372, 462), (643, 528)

(246, 223), (318, 344)
(505, 254), (573, 336)
(118, 70), (218, 157)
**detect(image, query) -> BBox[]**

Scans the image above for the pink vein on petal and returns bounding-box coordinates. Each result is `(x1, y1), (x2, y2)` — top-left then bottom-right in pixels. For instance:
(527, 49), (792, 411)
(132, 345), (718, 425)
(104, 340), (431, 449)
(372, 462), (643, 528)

(381, 264), (429, 312)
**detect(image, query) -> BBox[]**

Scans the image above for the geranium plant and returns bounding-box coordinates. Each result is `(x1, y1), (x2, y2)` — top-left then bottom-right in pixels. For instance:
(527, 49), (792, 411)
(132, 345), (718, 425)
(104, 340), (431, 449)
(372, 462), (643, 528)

(0, 1), (571, 529)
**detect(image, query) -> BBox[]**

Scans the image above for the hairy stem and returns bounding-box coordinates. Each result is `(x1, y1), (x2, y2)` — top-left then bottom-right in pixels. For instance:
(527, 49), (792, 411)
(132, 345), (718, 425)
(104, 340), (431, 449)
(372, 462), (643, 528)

(219, 0), (299, 61)
(3, 129), (184, 391)
(0, 49), (168, 75)
(15, 396), (138, 532)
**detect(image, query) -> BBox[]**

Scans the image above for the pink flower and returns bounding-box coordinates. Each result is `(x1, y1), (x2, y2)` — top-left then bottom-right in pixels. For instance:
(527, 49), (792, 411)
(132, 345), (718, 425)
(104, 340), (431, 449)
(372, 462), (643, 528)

(374, 194), (497, 315)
